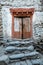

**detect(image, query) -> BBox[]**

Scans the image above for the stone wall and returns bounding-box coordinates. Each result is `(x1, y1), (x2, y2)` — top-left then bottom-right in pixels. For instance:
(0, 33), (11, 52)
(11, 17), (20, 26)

(32, 12), (43, 40)
(0, 4), (3, 41)
(0, 0), (43, 41)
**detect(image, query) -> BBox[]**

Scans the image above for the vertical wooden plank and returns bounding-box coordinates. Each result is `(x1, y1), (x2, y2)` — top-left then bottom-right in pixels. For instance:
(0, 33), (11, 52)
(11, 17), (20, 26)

(14, 17), (22, 39)
(19, 18), (22, 39)
(23, 17), (30, 39)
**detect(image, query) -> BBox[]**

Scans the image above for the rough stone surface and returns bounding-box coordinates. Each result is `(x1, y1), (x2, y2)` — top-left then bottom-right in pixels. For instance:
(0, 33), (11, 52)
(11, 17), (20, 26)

(1, 7), (12, 40)
(0, 40), (43, 65)
(32, 12), (43, 41)
(31, 59), (43, 65)
(9, 51), (39, 60)
(0, 0), (43, 64)
(26, 60), (32, 65)
(5, 45), (34, 53)
(1, 7), (43, 41)
(5, 46), (16, 53)
(0, 55), (9, 65)
(0, 5), (3, 41)
(0, 0), (42, 41)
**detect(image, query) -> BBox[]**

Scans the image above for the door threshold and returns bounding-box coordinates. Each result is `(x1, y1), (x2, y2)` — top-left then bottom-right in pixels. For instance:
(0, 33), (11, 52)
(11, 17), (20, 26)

(11, 38), (32, 41)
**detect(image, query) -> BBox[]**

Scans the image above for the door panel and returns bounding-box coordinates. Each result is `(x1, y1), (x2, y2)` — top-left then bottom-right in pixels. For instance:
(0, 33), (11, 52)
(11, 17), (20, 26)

(14, 17), (31, 39)
(23, 18), (30, 38)
(14, 17), (22, 39)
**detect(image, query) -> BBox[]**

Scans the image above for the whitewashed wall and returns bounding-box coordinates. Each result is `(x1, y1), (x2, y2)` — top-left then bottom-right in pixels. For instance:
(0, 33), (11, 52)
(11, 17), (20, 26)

(2, 7), (12, 40)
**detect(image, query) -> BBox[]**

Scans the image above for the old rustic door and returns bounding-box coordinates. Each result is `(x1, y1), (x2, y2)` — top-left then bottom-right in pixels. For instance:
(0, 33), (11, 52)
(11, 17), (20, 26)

(10, 8), (34, 39)
(23, 17), (30, 39)
(14, 17), (22, 39)
(14, 17), (31, 39)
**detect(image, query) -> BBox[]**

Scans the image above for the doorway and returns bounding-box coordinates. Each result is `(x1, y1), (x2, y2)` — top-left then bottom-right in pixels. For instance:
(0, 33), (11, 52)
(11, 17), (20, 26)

(10, 8), (34, 39)
(14, 17), (31, 39)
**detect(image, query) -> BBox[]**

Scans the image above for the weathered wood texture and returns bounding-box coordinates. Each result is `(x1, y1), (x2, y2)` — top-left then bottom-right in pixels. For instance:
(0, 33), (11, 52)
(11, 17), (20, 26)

(10, 8), (34, 39)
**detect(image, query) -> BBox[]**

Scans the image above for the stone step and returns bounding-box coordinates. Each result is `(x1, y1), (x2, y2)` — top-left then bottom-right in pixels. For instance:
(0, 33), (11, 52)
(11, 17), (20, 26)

(0, 55), (9, 65)
(20, 61), (28, 65)
(9, 51), (39, 60)
(26, 60), (32, 65)
(31, 59), (43, 65)
(5, 40), (34, 47)
(15, 62), (21, 65)
(5, 45), (34, 53)
(9, 60), (32, 65)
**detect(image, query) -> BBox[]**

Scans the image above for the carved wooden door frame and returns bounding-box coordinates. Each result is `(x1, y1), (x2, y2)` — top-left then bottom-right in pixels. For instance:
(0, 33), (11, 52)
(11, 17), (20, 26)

(10, 8), (34, 39)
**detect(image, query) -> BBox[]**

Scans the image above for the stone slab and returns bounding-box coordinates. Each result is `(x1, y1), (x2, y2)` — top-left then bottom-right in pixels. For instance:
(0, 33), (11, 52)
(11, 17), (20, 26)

(0, 55), (9, 65)
(9, 51), (39, 60)
(5, 45), (34, 53)
(26, 60), (32, 65)
(31, 59), (43, 65)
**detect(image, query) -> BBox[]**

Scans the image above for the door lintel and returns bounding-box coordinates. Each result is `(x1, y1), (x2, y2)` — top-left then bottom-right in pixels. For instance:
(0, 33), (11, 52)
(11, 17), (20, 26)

(10, 8), (35, 17)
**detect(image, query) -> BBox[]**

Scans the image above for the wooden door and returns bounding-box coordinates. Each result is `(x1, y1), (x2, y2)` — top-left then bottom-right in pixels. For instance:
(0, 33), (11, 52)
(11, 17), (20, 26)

(14, 17), (22, 39)
(14, 17), (31, 39)
(23, 18), (30, 39)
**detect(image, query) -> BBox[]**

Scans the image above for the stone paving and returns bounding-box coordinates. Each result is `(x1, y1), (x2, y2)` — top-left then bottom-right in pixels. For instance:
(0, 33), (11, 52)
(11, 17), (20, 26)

(0, 39), (43, 65)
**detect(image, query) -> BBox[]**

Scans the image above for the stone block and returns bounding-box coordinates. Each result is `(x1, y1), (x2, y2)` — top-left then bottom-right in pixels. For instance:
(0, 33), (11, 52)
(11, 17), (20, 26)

(0, 55), (9, 65)
(9, 51), (39, 60)
(26, 60), (32, 65)
(5, 45), (34, 53)
(31, 59), (43, 65)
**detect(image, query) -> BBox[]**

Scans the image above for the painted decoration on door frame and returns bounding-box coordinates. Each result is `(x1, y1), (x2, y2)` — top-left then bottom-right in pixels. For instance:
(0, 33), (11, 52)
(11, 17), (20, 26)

(10, 8), (34, 39)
